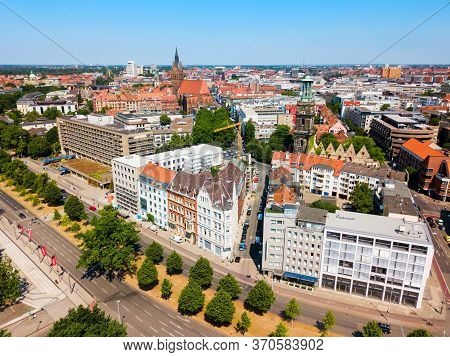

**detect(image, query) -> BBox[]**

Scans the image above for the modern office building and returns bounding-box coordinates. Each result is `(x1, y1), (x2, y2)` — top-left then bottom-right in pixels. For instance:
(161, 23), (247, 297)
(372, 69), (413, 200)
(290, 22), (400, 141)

(57, 115), (156, 166)
(138, 163), (176, 228)
(369, 114), (437, 160)
(320, 210), (434, 308)
(345, 106), (394, 132)
(146, 144), (223, 173)
(112, 154), (149, 215)
(262, 202), (327, 286)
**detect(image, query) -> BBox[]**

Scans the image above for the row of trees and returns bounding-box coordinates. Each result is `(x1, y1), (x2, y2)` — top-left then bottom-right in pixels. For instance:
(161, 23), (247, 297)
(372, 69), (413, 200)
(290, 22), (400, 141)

(191, 108), (236, 148)
(0, 123), (60, 158)
(0, 150), (62, 206)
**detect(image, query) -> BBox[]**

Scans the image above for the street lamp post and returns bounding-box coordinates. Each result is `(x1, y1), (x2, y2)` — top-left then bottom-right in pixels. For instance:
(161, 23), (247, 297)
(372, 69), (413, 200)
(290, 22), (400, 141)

(116, 300), (121, 323)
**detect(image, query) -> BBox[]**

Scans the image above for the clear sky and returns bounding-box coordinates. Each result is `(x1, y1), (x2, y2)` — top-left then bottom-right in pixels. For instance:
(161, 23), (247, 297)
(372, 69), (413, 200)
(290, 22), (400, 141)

(0, 0), (449, 65)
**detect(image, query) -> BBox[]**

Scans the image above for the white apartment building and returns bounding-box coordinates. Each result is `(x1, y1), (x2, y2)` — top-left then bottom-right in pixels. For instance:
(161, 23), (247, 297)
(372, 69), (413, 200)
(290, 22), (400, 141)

(112, 154), (149, 215)
(237, 105), (286, 141)
(197, 163), (244, 259)
(320, 211), (434, 308)
(138, 163), (176, 228)
(262, 203), (327, 286)
(346, 106), (392, 132)
(17, 97), (77, 115)
(146, 144), (223, 174)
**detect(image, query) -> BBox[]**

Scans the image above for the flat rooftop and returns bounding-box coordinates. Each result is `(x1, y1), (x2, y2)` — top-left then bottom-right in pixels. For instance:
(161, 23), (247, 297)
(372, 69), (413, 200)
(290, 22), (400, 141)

(383, 114), (417, 124)
(297, 206), (328, 224)
(326, 210), (433, 245)
(112, 154), (148, 168)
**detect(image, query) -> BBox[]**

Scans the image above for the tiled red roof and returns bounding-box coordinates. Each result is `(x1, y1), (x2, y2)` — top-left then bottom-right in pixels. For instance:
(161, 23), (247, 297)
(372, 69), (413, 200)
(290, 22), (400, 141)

(178, 80), (210, 95)
(141, 163), (176, 184)
(401, 138), (444, 160)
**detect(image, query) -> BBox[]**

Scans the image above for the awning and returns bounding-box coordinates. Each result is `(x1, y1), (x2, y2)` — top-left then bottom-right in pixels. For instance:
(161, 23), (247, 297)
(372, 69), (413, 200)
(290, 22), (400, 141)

(282, 272), (318, 283)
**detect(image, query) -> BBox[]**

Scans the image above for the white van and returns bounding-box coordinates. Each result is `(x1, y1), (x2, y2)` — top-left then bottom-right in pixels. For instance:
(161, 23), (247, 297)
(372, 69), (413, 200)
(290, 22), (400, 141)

(171, 235), (183, 244)
(148, 224), (157, 232)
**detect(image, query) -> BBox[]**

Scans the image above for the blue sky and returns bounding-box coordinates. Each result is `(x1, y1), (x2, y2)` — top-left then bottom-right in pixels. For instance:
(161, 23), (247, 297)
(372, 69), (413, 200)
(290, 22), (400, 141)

(0, 0), (449, 65)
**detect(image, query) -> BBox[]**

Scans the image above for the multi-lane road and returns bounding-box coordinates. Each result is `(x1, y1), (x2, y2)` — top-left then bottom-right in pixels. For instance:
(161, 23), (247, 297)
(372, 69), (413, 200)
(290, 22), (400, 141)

(0, 189), (221, 337)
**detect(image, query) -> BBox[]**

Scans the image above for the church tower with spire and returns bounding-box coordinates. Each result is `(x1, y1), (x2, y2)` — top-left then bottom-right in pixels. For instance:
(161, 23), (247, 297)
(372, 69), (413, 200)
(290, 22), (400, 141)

(170, 47), (184, 93)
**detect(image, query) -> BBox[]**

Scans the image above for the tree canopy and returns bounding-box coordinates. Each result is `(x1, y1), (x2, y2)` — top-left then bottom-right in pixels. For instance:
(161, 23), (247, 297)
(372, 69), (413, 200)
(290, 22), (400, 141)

(362, 321), (383, 337)
(0, 255), (23, 310)
(322, 310), (336, 336)
(177, 282), (205, 316)
(350, 182), (374, 214)
(192, 108), (236, 148)
(217, 274), (241, 300)
(47, 305), (127, 337)
(189, 257), (213, 289)
(166, 251), (183, 275)
(161, 278), (173, 300)
(205, 290), (236, 326)
(283, 298), (301, 323)
(269, 322), (288, 337)
(42, 181), (62, 206)
(236, 312), (251, 335)
(244, 280), (275, 314)
(77, 205), (139, 278)
(407, 328), (433, 337)
(64, 196), (86, 221)
(160, 114), (171, 126)
(145, 241), (164, 264)
(137, 258), (158, 290)
(311, 199), (338, 213)
(244, 120), (255, 144)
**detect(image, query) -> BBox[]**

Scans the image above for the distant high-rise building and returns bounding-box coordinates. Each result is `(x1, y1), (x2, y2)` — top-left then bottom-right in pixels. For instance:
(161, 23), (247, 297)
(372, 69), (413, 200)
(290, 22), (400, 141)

(170, 47), (184, 93)
(291, 67), (299, 78)
(126, 60), (137, 77)
(294, 77), (315, 153)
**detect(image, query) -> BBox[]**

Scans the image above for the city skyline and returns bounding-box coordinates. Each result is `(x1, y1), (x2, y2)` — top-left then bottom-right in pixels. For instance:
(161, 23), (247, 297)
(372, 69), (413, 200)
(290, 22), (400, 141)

(0, 0), (449, 65)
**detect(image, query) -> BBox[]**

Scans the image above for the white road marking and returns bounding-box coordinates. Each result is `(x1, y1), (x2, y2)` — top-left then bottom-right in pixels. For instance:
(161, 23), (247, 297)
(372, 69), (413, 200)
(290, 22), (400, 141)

(122, 305), (130, 312)
(101, 287), (108, 294)
(161, 328), (173, 337)
(136, 316), (144, 323)
(159, 320), (168, 327)
(149, 326), (158, 333)
(173, 330), (184, 336)
(143, 309), (152, 317)
(168, 320), (182, 329)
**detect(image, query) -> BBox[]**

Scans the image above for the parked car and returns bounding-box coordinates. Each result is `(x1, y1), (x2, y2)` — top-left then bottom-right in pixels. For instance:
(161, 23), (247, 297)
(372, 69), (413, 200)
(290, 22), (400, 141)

(88, 206), (97, 212)
(18, 213), (26, 219)
(171, 235), (183, 244)
(429, 221), (437, 228)
(436, 219), (444, 226)
(148, 224), (157, 232)
(247, 208), (252, 216)
(426, 217), (433, 223)
(239, 243), (246, 251)
(377, 322), (391, 334)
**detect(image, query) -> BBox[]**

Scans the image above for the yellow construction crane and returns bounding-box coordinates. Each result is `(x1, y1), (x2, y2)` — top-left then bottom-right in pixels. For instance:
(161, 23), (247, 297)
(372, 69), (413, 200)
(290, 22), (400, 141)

(213, 122), (243, 159)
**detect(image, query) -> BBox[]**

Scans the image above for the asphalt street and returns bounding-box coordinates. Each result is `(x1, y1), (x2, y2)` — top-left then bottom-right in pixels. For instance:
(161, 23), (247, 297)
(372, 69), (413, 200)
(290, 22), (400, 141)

(0, 189), (221, 337)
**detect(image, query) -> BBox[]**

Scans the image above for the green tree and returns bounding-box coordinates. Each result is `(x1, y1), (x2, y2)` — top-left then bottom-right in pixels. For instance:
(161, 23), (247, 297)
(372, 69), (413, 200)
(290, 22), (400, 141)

(269, 125), (293, 151)
(407, 328), (433, 337)
(0, 255), (22, 310)
(362, 321), (383, 337)
(22, 171), (37, 189)
(244, 120), (255, 144)
(205, 290), (236, 326)
(210, 165), (219, 177)
(32, 173), (49, 195)
(53, 208), (62, 220)
(380, 103), (390, 111)
(137, 258), (158, 290)
(189, 257), (213, 289)
(283, 298), (301, 323)
(322, 310), (336, 336)
(70, 222), (81, 233)
(42, 181), (62, 206)
(428, 117), (440, 126)
(318, 132), (340, 150)
(24, 111), (40, 122)
(0, 125), (30, 151)
(326, 101), (341, 115)
(145, 242), (164, 264)
(269, 322), (288, 337)
(217, 274), (241, 300)
(42, 107), (62, 120)
(77, 205), (140, 278)
(192, 108), (236, 148)
(166, 251), (183, 275)
(350, 182), (374, 214)
(48, 305), (127, 337)
(236, 311), (251, 335)
(245, 280), (275, 314)
(161, 278), (173, 300)
(311, 200), (338, 213)
(146, 213), (155, 223)
(160, 114), (171, 126)
(64, 196), (86, 221)
(0, 328), (11, 337)
(45, 126), (59, 145)
(178, 282), (205, 316)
